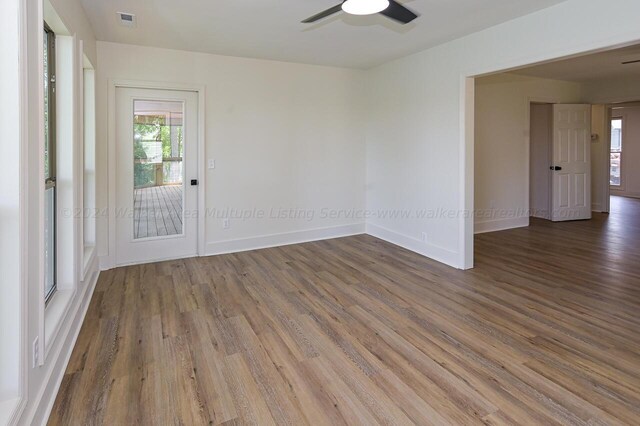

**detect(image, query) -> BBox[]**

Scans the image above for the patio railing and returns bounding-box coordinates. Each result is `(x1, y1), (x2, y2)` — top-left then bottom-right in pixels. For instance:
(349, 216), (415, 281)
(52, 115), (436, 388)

(134, 157), (182, 189)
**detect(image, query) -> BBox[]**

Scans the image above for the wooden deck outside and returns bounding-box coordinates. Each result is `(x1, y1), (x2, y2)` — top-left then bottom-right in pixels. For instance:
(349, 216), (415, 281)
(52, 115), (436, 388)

(134, 184), (183, 239)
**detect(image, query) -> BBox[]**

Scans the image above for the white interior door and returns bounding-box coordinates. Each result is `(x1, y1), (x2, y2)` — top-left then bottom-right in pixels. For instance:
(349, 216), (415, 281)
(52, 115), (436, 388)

(115, 87), (198, 265)
(551, 104), (592, 222)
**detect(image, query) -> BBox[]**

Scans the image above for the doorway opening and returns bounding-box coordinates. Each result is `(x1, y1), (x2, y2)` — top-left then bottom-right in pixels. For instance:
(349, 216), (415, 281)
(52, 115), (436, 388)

(114, 87), (200, 266)
(608, 103), (640, 215)
(529, 103), (552, 221)
(471, 42), (640, 266)
(528, 102), (592, 223)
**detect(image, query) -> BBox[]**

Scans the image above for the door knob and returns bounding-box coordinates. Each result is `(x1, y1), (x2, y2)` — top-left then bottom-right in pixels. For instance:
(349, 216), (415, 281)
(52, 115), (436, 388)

(190, 179), (198, 186)
(550, 166), (562, 171)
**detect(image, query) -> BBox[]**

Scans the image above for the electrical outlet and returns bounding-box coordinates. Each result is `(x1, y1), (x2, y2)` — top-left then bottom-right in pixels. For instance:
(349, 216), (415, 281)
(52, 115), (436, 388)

(208, 158), (216, 169)
(32, 337), (39, 368)
(421, 232), (428, 243)
(222, 218), (230, 229)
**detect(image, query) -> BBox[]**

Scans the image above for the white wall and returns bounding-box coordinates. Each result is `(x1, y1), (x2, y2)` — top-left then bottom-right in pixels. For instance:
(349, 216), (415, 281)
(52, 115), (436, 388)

(0, 0), (22, 420)
(474, 73), (582, 233)
(366, 0), (640, 269)
(96, 42), (366, 265)
(611, 106), (640, 198)
(46, 0), (96, 65)
(590, 104), (608, 212)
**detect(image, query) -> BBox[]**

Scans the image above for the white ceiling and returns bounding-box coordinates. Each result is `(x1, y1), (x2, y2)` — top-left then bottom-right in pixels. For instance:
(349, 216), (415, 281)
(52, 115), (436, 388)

(80, 0), (567, 69)
(512, 43), (640, 83)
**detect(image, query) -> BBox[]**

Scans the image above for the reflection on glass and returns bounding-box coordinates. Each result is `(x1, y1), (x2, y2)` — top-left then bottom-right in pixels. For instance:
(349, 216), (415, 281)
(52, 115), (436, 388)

(610, 119), (622, 186)
(44, 25), (56, 302)
(44, 30), (50, 179)
(44, 187), (56, 300)
(133, 100), (184, 239)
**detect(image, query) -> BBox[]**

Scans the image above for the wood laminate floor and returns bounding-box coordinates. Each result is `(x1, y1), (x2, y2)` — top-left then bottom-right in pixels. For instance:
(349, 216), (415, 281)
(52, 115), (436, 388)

(49, 196), (640, 425)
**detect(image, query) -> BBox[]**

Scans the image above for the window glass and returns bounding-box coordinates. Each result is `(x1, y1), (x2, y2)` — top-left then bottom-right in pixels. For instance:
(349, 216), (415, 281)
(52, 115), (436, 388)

(610, 119), (622, 187)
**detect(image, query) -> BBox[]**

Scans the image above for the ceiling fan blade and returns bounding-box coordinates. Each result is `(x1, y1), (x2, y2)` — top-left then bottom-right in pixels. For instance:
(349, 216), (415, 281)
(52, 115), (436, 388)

(380, 0), (418, 24)
(302, 3), (344, 23)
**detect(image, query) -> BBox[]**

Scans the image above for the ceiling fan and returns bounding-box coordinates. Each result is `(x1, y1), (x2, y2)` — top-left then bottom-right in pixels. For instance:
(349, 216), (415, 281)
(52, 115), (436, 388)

(302, 0), (419, 25)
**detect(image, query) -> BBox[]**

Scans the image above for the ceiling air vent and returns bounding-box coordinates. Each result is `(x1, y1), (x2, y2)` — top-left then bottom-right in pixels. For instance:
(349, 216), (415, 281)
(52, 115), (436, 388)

(117, 12), (136, 27)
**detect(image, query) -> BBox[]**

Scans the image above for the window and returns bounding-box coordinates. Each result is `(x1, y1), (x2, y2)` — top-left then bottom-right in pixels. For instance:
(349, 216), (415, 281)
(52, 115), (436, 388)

(610, 118), (622, 187)
(44, 23), (56, 303)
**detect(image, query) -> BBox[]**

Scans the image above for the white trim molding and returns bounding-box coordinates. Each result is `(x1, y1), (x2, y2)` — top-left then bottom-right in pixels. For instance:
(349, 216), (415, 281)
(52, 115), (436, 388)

(611, 190), (640, 200)
(459, 76), (475, 270)
(206, 223), (365, 257)
(16, 0), (30, 420)
(474, 217), (530, 234)
(366, 223), (459, 268)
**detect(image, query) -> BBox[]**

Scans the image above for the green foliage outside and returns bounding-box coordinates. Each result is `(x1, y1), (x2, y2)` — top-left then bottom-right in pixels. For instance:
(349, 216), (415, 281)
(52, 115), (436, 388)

(133, 116), (183, 188)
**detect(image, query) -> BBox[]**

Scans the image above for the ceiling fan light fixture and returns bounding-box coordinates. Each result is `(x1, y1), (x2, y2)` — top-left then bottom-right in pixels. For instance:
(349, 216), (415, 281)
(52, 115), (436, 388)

(342, 0), (390, 16)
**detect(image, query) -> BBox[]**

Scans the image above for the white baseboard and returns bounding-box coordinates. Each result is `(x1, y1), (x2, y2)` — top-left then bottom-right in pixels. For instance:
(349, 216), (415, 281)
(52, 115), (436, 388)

(98, 254), (113, 271)
(475, 216), (529, 234)
(365, 223), (459, 268)
(611, 191), (640, 199)
(205, 223), (366, 256)
(21, 264), (100, 426)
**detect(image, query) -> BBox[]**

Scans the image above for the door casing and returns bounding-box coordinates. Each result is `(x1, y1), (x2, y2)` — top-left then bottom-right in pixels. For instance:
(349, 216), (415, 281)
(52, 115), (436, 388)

(106, 80), (206, 270)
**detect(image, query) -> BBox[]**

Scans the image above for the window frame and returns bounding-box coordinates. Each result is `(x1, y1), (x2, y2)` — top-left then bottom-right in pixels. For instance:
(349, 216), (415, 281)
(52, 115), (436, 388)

(610, 116), (623, 189)
(44, 22), (57, 304)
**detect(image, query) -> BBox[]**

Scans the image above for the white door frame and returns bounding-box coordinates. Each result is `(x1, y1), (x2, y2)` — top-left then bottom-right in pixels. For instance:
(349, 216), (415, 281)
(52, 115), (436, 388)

(602, 102), (640, 213)
(460, 42), (640, 270)
(604, 105), (614, 213)
(525, 98), (566, 221)
(105, 80), (206, 270)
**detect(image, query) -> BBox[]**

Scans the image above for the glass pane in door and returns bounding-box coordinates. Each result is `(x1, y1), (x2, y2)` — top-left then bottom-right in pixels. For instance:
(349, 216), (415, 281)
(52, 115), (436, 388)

(133, 99), (184, 239)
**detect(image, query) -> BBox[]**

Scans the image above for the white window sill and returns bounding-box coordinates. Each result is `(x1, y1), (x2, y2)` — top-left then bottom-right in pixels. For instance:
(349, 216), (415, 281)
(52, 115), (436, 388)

(44, 288), (75, 357)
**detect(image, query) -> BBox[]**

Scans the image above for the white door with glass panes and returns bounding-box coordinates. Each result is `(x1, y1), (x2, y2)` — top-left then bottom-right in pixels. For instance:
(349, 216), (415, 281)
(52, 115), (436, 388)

(115, 87), (199, 265)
